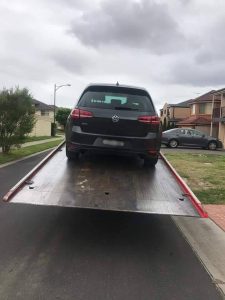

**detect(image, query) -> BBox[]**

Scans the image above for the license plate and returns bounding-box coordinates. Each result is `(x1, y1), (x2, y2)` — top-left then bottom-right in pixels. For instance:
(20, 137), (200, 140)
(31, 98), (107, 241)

(102, 139), (124, 146)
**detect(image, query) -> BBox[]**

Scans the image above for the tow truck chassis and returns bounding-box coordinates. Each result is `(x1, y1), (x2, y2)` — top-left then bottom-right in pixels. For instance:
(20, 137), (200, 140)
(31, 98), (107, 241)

(3, 142), (208, 218)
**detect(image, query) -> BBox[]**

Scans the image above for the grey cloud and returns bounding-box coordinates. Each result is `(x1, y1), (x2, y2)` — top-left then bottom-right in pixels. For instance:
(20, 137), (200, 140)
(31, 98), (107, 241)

(1, 0), (225, 107)
(69, 0), (185, 54)
(195, 22), (225, 65)
(170, 17), (225, 87)
(49, 0), (91, 10)
(195, 51), (214, 64)
(51, 50), (91, 74)
(169, 60), (225, 87)
(179, 0), (192, 5)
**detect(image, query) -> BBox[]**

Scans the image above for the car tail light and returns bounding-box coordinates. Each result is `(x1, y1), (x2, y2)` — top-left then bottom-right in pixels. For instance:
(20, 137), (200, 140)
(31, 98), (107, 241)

(71, 108), (80, 119)
(148, 149), (157, 155)
(71, 108), (93, 119)
(138, 115), (160, 124)
(79, 109), (93, 118)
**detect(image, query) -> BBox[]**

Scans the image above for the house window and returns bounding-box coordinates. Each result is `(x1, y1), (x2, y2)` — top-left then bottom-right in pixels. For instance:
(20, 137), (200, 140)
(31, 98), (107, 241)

(41, 110), (49, 116)
(199, 103), (206, 114)
(191, 104), (196, 115)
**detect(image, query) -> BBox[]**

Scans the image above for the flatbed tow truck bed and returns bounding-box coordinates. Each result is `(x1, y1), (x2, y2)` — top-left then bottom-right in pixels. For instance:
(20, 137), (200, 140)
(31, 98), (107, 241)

(3, 142), (207, 218)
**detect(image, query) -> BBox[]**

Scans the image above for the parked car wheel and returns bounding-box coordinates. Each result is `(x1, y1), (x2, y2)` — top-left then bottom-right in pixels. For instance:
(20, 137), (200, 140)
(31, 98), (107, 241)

(208, 141), (217, 150)
(144, 156), (158, 167)
(169, 139), (178, 148)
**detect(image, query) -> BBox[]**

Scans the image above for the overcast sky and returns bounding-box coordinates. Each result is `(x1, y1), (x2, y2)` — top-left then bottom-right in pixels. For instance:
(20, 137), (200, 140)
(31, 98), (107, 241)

(0, 0), (225, 112)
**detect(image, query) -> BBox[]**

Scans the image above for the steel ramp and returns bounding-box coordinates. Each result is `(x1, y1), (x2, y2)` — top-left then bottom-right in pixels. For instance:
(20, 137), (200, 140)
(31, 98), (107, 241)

(3, 143), (207, 217)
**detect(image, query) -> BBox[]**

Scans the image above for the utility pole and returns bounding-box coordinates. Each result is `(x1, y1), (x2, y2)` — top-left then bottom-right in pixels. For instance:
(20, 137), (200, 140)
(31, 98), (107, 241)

(53, 83), (71, 136)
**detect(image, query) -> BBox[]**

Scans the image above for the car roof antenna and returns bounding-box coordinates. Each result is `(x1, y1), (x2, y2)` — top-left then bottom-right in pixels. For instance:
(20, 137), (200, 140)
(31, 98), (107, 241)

(116, 81), (119, 86)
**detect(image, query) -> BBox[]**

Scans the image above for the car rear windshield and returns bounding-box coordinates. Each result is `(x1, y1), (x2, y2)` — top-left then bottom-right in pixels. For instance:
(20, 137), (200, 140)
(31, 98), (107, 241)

(78, 86), (154, 112)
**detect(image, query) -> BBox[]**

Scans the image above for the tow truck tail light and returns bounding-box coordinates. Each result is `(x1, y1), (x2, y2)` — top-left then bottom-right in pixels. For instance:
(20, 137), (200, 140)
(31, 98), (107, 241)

(71, 109), (93, 119)
(138, 116), (160, 124)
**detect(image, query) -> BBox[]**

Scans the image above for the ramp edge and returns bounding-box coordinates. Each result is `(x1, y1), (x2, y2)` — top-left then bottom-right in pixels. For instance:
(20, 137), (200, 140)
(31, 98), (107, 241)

(3, 140), (65, 202)
(160, 152), (208, 218)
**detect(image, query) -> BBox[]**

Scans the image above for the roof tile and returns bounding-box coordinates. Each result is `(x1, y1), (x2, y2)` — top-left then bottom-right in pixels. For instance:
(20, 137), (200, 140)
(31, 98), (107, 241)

(177, 115), (211, 125)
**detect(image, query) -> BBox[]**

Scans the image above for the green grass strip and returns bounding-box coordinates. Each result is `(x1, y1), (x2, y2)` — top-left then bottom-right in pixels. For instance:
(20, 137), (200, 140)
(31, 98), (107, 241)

(165, 153), (225, 205)
(23, 135), (63, 143)
(194, 189), (225, 205)
(0, 139), (63, 165)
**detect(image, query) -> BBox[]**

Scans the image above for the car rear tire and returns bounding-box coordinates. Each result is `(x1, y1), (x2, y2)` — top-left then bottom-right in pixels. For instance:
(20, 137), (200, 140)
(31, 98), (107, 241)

(66, 146), (80, 160)
(144, 156), (158, 167)
(208, 141), (217, 150)
(169, 139), (178, 148)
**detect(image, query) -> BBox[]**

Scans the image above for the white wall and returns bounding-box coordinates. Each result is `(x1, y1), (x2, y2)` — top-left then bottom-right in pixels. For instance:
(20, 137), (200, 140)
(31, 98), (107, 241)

(30, 116), (51, 136)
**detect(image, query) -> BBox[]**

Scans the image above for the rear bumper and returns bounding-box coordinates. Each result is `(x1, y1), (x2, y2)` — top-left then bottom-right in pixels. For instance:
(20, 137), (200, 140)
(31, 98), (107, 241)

(67, 142), (159, 158)
(66, 127), (161, 157)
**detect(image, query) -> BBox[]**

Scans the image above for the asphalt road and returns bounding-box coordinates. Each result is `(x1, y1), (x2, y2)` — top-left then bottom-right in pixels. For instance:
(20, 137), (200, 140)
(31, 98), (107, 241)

(0, 152), (223, 300)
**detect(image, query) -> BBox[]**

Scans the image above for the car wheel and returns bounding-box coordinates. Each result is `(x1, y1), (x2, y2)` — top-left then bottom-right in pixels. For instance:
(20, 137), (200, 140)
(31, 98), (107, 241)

(66, 146), (80, 160)
(208, 141), (217, 150)
(144, 156), (158, 167)
(169, 139), (178, 148)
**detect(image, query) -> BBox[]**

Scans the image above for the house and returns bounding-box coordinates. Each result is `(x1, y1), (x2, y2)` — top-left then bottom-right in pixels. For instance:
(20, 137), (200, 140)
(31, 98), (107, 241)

(160, 100), (192, 129)
(177, 91), (221, 137)
(30, 99), (55, 136)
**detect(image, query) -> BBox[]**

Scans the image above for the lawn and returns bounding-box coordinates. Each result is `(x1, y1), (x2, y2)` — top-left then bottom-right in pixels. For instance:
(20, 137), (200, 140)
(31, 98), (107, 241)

(164, 152), (225, 204)
(23, 135), (63, 143)
(0, 139), (63, 165)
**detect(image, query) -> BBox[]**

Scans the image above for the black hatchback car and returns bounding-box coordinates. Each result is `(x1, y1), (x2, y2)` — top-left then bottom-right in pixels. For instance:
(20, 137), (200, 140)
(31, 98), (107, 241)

(65, 83), (161, 166)
(162, 128), (223, 150)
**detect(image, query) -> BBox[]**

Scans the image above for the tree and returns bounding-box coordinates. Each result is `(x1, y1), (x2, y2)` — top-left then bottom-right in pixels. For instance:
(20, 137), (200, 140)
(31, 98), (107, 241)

(56, 107), (71, 128)
(0, 87), (36, 153)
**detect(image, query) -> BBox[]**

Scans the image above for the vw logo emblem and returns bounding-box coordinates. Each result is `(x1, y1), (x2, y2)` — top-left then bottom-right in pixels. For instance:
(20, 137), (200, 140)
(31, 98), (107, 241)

(112, 115), (119, 123)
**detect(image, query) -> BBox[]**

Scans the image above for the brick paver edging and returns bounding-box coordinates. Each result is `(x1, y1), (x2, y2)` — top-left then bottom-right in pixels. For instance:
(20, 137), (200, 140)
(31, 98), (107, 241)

(204, 205), (225, 232)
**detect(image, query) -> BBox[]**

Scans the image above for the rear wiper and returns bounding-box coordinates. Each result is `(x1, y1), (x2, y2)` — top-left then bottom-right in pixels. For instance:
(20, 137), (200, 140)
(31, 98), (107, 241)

(114, 106), (139, 111)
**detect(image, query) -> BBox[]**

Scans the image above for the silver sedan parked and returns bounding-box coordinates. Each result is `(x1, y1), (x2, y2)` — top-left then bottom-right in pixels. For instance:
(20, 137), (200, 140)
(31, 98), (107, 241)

(162, 128), (223, 150)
